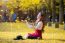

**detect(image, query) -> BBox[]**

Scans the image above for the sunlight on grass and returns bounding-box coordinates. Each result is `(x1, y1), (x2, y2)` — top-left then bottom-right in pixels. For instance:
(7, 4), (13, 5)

(0, 22), (65, 43)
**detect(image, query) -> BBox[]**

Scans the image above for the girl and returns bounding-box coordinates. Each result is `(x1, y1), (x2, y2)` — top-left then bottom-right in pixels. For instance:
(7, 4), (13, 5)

(14, 12), (45, 40)
(23, 12), (45, 39)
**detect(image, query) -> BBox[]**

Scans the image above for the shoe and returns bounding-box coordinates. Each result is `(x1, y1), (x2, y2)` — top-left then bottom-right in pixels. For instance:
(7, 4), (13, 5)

(14, 35), (24, 40)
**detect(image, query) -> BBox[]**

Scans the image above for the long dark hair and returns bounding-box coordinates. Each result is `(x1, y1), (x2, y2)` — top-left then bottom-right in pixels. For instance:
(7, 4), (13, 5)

(40, 14), (46, 32)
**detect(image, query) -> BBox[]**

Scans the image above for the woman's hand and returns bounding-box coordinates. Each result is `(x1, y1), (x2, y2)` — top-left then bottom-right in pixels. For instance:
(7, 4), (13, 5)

(25, 20), (34, 28)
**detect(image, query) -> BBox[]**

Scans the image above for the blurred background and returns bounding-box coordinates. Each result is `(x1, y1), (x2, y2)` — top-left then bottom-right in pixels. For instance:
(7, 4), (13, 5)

(0, 0), (65, 43)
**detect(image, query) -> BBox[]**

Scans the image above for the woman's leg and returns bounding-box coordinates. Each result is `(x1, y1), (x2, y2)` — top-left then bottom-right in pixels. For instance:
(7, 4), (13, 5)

(27, 33), (38, 39)
(23, 34), (29, 39)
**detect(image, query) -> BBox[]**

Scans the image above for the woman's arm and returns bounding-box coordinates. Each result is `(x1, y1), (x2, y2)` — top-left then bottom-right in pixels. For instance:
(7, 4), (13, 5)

(25, 20), (35, 29)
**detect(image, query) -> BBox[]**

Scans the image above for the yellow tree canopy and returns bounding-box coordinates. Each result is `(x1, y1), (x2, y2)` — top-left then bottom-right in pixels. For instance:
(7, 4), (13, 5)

(19, 0), (45, 11)
(2, 0), (46, 11)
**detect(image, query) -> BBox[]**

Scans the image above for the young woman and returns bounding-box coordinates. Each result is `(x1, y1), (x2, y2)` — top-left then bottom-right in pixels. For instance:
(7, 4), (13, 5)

(14, 12), (45, 40)
(22, 11), (45, 39)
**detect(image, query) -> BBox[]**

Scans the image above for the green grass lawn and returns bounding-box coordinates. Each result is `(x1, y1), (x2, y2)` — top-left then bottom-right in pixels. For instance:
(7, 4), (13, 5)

(0, 22), (65, 43)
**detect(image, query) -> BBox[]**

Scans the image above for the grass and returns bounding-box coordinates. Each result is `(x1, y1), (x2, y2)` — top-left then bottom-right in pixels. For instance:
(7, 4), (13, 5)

(0, 22), (65, 43)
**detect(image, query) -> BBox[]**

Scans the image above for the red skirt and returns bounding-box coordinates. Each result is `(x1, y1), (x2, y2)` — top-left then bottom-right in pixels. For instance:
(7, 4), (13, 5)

(28, 29), (42, 39)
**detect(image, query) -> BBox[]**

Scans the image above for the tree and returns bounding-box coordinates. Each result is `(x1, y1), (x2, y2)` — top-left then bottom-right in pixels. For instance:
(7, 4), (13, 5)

(59, 0), (64, 24)
(52, 0), (56, 23)
(45, 0), (52, 26)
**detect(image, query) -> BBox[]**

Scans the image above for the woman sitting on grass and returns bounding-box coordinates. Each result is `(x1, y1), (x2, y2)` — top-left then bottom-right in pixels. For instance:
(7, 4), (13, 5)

(14, 12), (45, 40)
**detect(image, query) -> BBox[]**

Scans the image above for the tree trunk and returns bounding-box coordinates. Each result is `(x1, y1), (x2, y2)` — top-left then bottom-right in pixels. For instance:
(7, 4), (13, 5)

(59, 0), (64, 24)
(52, 0), (56, 23)
(55, 1), (59, 28)
(48, 0), (52, 26)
